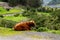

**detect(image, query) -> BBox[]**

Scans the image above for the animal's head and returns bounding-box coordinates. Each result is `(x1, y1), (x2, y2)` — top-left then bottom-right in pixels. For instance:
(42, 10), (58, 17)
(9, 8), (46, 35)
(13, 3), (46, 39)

(28, 20), (36, 27)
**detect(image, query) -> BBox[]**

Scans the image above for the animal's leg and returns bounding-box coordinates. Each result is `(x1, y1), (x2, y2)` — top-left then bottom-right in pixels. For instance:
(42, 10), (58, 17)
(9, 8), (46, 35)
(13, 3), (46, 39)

(23, 25), (31, 30)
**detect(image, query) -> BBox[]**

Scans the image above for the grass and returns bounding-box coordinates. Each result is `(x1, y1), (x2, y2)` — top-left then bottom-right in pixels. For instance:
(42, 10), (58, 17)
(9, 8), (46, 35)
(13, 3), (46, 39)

(0, 27), (51, 40)
(0, 6), (60, 35)
(3, 16), (28, 22)
(0, 26), (60, 37)
(0, 6), (25, 14)
(0, 7), (8, 14)
(46, 30), (60, 34)
(0, 27), (24, 36)
(37, 12), (50, 16)
(8, 8), (24, 13)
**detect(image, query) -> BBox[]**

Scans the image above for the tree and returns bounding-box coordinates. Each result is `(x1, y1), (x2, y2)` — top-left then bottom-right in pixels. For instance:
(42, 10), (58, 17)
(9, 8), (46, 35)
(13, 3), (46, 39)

(2, 0), (8, 2)
(26, 0), (43, 8)
(2, 0), (43, 7)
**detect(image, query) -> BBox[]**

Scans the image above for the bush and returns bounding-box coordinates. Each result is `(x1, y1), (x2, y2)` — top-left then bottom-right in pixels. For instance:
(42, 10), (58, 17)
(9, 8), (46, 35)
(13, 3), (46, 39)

(37, 27), (48, 32)
(0, 18), (17, 28)
(22, 9), (50, 29)
(22, 8), (60, 31)
(8, 0), (20, 6)
(37, 7), (57, 13)
(14, 14), (20, 17)
(49, 9), (60, 30)
(0, 15), (4, 18)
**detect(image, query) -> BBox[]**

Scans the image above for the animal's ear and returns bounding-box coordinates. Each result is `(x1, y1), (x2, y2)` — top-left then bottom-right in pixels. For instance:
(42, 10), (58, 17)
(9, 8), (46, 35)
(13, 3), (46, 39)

(30, 20), (36, 26)
(30, 20), (34, 23)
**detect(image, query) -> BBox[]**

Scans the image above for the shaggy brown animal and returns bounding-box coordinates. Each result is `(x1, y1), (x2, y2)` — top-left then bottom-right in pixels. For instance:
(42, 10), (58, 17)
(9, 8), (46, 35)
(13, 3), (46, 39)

(13, 20), (36, 31)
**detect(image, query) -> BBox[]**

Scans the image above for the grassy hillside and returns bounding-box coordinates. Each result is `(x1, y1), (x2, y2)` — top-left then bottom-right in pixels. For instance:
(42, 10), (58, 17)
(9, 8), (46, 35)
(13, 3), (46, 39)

(0, 6), (24, 15)
(4, 16), (28, 22)
(0, 6), (60, 35)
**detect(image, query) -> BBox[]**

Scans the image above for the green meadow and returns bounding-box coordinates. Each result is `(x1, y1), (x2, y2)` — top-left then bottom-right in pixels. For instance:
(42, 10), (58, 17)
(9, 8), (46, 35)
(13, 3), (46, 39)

(0, 6), (60, 36)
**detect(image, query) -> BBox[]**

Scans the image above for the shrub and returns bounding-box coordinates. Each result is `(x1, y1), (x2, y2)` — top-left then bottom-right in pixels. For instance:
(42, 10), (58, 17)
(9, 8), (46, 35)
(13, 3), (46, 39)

(0, 0), (3, 1)
(37, 7), (57, 13)
(0, 18), (17, 28)
(8, 0), (20, 7)
(36, 27), (48, 32)
(22, 9), (60, 31)
(22, 9), (50, 29)
(14, 14), (20, 17)
(49, 9), (60, 30)
(0, 15), (4, 18)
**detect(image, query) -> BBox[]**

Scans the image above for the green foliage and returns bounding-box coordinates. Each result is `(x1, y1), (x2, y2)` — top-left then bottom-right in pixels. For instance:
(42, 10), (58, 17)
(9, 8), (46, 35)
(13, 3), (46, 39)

(0, 27), (24, 36)
(4, 16), (28, 22)
(0, 5), (60, 32)
(47, 30), (60, 34)
(0, 7), (7, 14)
(0, 14), (4, 18)
(0, 6), (25, 15)
(22, 9), (50, 30)
(0, 18), (17, 28)
(37, 27), (48, 32)
(51, 9), (60, 19)
(9, 8), (24, 13)
(0, 0), (3, 1)
(37, 7), (57, 13)
(49, 9), (60, 30)
(21, 8), (60, 31)
(41, 9), (60, 30)
(14, 14), (20, 17)
(8, 0), (20, 6)
(27, 0), (43, 8)
(2, 0), (43, 7)
(0, 14), (29, 28)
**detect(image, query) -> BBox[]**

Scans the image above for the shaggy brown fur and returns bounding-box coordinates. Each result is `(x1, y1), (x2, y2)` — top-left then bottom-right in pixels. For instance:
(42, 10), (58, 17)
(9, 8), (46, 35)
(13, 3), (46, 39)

(13, 20), (36, 31)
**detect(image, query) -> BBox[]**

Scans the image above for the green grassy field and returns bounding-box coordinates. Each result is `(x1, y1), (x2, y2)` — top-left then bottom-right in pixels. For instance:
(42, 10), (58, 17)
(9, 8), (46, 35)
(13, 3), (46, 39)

(2, 12), (60, 35)
(4, 16), (28, 22)
(0, 27), (59, 36)
(0, 27), (25, 36)
(0, 6), (60, 35)
(0, 7), (24, 15)
(3, 12), (50, 22)
(47, 30), (60, 34)
(0, 7), (7, 14)
(9, 8), (24, 13)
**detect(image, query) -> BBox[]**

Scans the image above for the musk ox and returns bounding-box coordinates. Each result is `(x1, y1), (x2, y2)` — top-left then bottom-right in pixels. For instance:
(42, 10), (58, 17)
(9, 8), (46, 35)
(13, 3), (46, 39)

(13, 20), (36, 31)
